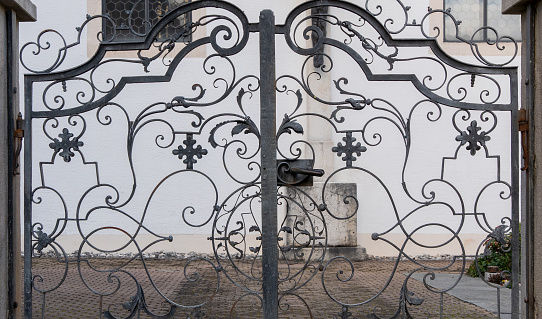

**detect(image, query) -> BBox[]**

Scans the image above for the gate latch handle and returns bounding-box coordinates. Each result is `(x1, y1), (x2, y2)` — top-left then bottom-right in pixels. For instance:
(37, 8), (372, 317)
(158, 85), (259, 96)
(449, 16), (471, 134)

(287, 167), (324, 177)
(277, 159), (324, 186)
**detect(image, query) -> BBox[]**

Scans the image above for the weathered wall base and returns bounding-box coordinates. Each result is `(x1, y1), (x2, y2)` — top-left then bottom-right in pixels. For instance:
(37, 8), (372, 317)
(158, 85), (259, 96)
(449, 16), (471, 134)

(44, 233), (488, 259)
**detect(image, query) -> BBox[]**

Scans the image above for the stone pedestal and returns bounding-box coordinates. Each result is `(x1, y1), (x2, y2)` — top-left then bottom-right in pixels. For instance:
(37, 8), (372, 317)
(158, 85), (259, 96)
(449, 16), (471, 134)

(281, 182), (366, 261)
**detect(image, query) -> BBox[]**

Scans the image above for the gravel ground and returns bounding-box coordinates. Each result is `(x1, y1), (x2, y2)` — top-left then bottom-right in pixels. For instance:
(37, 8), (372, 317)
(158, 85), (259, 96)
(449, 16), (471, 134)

(27, 256), (498, 318)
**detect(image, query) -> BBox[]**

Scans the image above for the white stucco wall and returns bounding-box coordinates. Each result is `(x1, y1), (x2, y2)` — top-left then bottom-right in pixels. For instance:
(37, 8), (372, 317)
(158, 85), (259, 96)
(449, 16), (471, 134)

(19, 0), (520, 257)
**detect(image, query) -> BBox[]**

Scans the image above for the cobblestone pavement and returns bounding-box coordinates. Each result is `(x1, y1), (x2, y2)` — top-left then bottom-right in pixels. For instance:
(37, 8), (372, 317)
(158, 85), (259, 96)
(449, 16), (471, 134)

(28, 257), (498, 318)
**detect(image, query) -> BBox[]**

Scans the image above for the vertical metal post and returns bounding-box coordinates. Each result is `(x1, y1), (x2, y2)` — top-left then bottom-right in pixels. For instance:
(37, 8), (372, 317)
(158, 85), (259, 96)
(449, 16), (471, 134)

(145, 0), (150, 34)
(482, 0), (488, 41)
(6, 9), (16, 319)
(259, 9), (278, 319)
(23, 67), (33, 319)
(508, 20), (520, 319)
(524, 3), (536, 319)
(511, 104), (520, 318)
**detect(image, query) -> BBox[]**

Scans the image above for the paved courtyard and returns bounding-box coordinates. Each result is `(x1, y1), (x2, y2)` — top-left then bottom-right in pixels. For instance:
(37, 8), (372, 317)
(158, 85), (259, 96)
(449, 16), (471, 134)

(27, 257), (503, 318)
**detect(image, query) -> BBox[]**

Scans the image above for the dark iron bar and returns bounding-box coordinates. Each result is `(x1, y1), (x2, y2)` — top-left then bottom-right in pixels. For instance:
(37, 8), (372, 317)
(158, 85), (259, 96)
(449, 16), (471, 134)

(23, 61), (33, 319)
(6, 9), (16, 319)
(524, 3), (536, 318)
(259, 9), (279, 319)
(510, 41), (521, 319)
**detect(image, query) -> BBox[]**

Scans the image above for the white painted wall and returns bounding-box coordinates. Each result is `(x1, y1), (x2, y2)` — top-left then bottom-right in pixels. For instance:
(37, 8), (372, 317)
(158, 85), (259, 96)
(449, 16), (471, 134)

(19, 0), (520, 257)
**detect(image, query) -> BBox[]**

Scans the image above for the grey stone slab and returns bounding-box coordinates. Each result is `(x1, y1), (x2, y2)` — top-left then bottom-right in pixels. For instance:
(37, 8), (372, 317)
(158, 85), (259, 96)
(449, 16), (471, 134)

(410, 272), (516, 317)
(0, 0), (36, 21)
(502, 0), (531, 14)
(285, 182), (358, 247)
(280, 246), (367, 262)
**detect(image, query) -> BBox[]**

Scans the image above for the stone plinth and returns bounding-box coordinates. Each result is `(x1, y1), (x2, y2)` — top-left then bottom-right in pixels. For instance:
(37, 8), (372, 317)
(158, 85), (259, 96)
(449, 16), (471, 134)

(281, 182), (366, 261)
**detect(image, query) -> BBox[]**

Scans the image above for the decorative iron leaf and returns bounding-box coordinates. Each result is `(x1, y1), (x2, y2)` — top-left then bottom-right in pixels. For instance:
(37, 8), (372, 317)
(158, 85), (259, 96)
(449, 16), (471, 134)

(405, 289), (424, 306)
(288, 89), (303, 115)
(231, 122), (252, 135)
(231, 117), (260, 137)
(35, 229), (53, 253)
(249, 246), (261, 253)
(489, 224), (508, 245)
(280, 226), (292, 234)
(170, 84), (206, 107)
(345, 98), (366, 110)
(281, 245), (292, 252)
(237, 87), (247, 110)
(278, 114), (304, 136)
(209, 120), (235, 148)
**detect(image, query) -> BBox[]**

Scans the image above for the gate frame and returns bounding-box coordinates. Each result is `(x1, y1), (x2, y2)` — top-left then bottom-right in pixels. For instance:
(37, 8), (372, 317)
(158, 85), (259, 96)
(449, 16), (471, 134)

(19, 1), (521, 318)
(1, 1), (36, 318)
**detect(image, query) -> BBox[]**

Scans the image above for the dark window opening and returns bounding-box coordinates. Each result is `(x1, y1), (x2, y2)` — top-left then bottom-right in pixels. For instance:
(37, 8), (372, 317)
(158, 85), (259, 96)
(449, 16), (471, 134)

(443, 0), (520, 42)
(103, 0), (191, 42)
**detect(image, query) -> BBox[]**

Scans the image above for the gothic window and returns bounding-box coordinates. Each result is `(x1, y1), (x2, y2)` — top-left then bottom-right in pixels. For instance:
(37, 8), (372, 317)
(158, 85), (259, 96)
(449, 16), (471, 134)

(103, 0), (191, 42)
(443, 0), (521, 42)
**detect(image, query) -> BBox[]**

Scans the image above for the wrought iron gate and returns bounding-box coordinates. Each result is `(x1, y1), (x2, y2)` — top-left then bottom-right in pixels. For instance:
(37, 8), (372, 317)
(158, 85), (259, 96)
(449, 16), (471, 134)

(22, 1), (520, 318)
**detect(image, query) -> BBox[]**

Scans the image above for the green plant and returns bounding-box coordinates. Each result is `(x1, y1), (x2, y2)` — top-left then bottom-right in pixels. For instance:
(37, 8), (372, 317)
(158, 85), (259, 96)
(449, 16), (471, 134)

(466, 225), (518, 280)
(466, 247), (511, 278)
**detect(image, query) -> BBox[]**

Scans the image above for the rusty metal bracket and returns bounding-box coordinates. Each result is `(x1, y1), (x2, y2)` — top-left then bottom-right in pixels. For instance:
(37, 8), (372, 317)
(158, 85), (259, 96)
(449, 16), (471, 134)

(519, 108), (528, 171)
(13, 112), (24, 175)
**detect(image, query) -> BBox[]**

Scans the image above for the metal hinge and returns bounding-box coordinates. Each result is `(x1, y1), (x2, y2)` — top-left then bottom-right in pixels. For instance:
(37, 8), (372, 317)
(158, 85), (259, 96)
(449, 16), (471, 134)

(519, 108), (528, 171)
(13, 112), (24, 175)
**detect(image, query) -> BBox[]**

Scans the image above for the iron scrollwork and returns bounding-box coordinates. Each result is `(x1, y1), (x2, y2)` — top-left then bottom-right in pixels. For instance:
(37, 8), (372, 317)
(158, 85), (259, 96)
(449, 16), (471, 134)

(23, 0), (519, 318)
